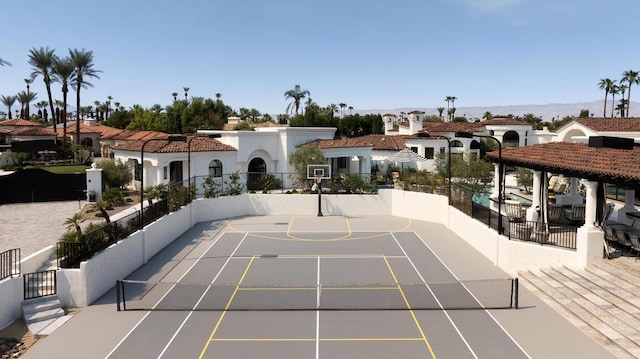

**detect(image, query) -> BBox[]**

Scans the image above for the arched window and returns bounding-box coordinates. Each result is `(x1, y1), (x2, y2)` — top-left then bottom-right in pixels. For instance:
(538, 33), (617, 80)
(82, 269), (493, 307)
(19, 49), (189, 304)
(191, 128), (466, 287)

(503, 131), (520, 148)
(209, 160), (223, 177)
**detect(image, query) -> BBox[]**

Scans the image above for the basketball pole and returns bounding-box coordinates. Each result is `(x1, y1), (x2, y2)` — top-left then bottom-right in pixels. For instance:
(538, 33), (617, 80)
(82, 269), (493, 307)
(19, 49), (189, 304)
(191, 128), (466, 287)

(317, 176), (323, 217)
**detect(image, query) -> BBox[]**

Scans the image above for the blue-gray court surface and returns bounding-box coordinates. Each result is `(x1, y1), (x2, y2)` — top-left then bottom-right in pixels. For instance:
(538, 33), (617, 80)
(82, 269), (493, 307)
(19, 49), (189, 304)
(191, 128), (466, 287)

(22, 216), (615, 359)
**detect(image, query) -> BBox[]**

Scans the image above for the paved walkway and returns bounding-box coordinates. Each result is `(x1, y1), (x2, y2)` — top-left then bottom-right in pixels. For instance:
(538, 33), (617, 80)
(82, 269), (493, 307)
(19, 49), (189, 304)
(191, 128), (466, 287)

(0, 201), (88, 258)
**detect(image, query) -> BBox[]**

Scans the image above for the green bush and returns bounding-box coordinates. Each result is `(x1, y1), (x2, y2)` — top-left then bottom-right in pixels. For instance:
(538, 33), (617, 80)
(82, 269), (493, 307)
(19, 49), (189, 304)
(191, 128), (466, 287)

(97, 159), (132, 190)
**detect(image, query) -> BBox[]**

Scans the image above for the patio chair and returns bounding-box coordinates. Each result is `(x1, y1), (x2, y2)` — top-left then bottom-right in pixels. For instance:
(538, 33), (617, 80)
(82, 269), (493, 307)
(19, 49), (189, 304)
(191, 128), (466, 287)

(563, 204), (585, 224)
(548, 204), (563, 223)
(504, 200), (526, 222)
(613, 227), (633, 255)
(602, 225), (617, 258)
(629, 232), (640, 261)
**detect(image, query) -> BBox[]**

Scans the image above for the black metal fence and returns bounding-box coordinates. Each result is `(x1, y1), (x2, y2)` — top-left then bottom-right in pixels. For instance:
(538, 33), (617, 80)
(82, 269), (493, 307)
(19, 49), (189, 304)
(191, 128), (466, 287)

(23, 270), (57, 300)
(57, 209), (142, 269)
(509, 220), (577, 249)
(192, 172), (377, 198)
(0, 248), (20, 280)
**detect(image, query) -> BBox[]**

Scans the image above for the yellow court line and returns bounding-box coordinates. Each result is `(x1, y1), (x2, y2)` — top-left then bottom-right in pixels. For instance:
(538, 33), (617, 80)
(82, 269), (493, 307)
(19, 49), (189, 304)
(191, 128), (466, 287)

(211, 337), (424, 342)
(383, 256), (437, 359)
(198, 256), (256, 359)
(224, 216), (413, 242)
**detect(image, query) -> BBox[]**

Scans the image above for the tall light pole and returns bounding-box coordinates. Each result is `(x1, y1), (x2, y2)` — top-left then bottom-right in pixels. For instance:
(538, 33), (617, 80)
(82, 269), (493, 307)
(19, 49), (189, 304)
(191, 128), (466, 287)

(456, 132), (504, 235)
(139, 136), (185, 230)
(186, 134), (221, 201)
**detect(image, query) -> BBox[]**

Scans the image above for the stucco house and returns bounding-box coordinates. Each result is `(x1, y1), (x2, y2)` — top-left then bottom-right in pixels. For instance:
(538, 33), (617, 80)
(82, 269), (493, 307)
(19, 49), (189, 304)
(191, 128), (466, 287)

(110, 127), (337, 191)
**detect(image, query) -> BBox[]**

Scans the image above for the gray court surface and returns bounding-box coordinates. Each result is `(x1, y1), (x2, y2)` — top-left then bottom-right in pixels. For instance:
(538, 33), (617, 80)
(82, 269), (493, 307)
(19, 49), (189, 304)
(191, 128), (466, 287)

(21, 215), (616, 359)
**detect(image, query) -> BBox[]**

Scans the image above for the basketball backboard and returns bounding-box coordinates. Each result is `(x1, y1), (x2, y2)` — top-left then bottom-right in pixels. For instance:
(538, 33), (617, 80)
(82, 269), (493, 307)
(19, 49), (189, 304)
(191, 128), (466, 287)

(307, 164), (331, 180)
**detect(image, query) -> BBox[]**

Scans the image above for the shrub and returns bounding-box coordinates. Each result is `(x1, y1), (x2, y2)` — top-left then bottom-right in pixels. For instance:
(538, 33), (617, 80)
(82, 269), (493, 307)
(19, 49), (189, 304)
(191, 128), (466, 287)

(97, 159), (132, 190)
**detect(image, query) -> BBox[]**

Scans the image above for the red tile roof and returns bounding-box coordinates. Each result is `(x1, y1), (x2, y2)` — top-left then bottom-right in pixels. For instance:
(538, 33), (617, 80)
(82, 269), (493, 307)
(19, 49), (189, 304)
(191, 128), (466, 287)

(421, 122), (480, 133)
(0, 118), (41, 127)
(9, 126), (57, 136)
(572, 117), (640, 132)
(484, 142), (640, 183)
(111, 135), (237, 153)
(312, 135), (407, 151)
(478, 118), (530, 126)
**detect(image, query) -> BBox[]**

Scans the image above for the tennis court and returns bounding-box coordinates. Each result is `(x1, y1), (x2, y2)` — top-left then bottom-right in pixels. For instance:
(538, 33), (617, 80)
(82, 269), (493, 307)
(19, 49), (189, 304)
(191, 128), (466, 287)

(21, 215), (617, 359)
(103, 216), (524, 359)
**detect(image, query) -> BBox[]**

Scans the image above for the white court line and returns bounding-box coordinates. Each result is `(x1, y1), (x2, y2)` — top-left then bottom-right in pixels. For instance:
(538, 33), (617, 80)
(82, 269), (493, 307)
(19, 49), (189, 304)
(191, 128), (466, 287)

(389, 231), (479, 359)
(316, 256), (320, 359)
(103, 231), (246, 359)
(156, 232), (250, 359)
(397, 231), (531, 359)
(231, 255), (407, 259)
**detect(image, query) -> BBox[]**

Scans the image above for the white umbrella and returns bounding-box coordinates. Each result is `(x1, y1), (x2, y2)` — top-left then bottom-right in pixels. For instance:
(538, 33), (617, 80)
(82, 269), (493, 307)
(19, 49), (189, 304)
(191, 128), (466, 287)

(385, 148), (427, 171)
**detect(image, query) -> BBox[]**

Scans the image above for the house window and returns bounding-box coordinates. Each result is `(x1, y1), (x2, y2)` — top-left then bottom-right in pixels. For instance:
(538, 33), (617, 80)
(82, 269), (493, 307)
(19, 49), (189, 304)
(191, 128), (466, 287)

(163, 166), (168, 180)
(410, 147), (418, 153)
(424, 147), (434, 159)
(209, 160), (223, 177)
(130, 159), (140, 181)
(440, 147), (446, 155)
(337, 157), (347, 169)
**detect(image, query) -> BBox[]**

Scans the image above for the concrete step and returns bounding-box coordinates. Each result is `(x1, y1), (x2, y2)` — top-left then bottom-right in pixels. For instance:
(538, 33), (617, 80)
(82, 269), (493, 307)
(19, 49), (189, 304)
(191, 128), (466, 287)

(22, 296), (68, 338)
(28, 315), (73, 339)
(519, 269), (637, 359)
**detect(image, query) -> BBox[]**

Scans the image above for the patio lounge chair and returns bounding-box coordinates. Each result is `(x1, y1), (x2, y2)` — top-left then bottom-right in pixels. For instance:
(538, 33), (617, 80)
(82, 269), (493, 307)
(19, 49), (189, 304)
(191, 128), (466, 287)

(564, 204), (585, 224)
(504, 200), (526, 222)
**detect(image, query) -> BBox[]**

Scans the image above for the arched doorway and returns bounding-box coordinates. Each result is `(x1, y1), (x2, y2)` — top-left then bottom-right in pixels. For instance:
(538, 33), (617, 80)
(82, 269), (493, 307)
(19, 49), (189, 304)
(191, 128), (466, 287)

(503, 131), (520, 148)
(248, 157), (266, 191)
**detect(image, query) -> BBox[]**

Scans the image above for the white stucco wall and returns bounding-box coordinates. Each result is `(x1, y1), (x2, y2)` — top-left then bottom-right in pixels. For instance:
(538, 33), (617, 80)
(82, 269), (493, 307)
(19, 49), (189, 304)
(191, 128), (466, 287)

(0, 278), (22, 330)
(15, 189), (590, 312)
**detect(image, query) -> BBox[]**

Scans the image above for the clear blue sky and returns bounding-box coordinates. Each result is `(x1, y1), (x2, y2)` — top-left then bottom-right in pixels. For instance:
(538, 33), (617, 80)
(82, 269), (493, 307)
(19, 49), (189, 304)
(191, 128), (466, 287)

(1, 0), (639, 116)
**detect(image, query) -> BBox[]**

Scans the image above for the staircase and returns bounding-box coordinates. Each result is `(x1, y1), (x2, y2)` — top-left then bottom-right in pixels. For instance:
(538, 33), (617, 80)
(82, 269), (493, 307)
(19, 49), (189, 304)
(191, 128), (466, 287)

(519, 259), (640, 359)
(22, 296), (73, 338)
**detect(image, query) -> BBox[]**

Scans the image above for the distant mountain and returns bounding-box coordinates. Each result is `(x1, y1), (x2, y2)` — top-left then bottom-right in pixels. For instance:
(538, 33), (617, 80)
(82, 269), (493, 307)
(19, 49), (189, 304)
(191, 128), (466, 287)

(357, 100), (640, 121)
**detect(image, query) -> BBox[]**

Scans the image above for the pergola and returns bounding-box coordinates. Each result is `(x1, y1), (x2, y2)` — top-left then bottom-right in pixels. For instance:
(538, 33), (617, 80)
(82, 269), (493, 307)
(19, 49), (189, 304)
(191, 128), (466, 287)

(482, 138), (640, 266)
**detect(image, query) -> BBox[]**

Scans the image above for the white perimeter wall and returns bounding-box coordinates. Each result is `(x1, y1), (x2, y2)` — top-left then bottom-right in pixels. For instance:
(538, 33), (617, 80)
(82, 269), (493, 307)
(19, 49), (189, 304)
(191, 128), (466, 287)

(1, 189), (584, 316)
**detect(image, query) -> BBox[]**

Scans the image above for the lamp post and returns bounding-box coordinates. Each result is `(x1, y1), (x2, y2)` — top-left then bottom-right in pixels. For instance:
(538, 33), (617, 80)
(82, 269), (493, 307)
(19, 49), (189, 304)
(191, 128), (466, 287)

(139, 136), (185, 230)
(443, 136), (452, 205)
(187, 134), (221, 201)
(455, 132), (504, 235)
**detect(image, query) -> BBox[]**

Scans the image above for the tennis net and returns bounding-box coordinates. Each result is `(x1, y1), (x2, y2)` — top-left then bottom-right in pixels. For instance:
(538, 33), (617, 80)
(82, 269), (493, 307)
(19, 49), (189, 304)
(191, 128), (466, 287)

(116, 278), (519, 311)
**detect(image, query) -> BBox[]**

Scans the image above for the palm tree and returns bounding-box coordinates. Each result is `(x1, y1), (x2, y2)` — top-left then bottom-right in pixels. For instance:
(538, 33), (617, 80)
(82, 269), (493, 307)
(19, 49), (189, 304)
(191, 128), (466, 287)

(436, 107), (445, 119)
(28, 47), (57, 128)
(609, 85), (618, 118)
(348, 106), (354, 115)
(64, 213), (85, 233)
(328, 103), (338, 119)
(0, 95), (17, 119)
(171, 92), (178, 101)
(52, 56), (75, 151)
(105, 95), (113, 119)
(17, 91), (37, 119)
(183, 87), (189, 101)
(483, 111), (493, 120)
(0, 58), (10, 67)
(69, 48), (101, 145)
(618, 84), (628, 118)
(622, 70), (639, 118)
(444, 96), (454, 122)
(284, 85), (310, 116)
(338, 103), (347, 118)
(598, 78), (615, 118)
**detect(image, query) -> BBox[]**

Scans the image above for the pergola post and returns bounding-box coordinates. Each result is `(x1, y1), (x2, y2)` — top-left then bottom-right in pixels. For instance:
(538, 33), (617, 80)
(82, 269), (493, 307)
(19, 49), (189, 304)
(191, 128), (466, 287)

(577, 180), (602, 268)
(527, 171), (542, 221)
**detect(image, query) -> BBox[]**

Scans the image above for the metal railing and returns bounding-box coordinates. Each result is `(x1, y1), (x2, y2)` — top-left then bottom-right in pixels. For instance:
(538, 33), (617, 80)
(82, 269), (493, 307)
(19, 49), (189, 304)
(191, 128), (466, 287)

(57, 209), (142, 269)
(192, 172), (377, 199)
(509, 220), (577, 249)
(23, 270), (57, 300)
(0, 248), (20, 280)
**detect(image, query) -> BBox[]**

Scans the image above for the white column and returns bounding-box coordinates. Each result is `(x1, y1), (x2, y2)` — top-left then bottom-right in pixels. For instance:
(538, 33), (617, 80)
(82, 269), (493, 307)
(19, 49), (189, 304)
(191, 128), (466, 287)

(491, 163), (500, 198)
(582, 180), (598, 229)
(623, 189), (636, 211)
(527, 171), (542, 221)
